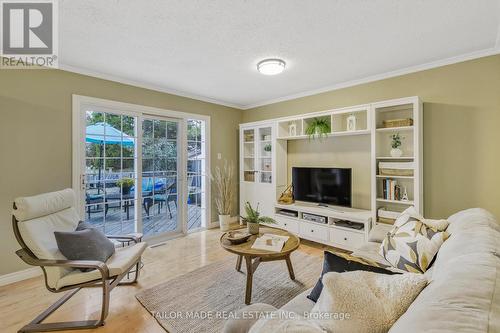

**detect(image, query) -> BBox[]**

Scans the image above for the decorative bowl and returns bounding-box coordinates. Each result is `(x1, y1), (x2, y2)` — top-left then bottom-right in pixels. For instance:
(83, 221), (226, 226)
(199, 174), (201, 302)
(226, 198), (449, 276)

(226, 231), (252, 244)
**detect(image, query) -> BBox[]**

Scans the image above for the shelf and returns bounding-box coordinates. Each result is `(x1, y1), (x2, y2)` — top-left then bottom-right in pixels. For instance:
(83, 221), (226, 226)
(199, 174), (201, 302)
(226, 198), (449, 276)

(260, 140), (272, 143)
(277, 129), (370, 140)
(260, 155), (272, 158)
(243, 141), (254, 144)
(376, 156), (414, 160)
(376, 175), (414, 179)
(376, 126), (413, 132)
(243, 156), (254, 159)
(260, 170), (272, 173)
(376, 198), (414, 205)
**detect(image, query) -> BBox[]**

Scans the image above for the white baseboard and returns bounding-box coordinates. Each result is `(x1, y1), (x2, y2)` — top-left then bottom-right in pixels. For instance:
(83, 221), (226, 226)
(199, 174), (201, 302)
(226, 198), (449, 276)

(0, 267), (42, 287)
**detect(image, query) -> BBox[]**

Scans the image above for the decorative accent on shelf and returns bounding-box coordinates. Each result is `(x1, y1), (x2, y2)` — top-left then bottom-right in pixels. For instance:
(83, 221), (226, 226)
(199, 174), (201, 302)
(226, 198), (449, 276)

(383, 118), (413, 128)
(288, 121), (297, 136)
(277, 184), (294, 204)
(241, 202), (276, 235)
(264, 143), (272, 152)
(305, 118), (331, 139)
(401, 187), (409, 201)
(346, 113), (357, 131)
(390, 132), (404, 157)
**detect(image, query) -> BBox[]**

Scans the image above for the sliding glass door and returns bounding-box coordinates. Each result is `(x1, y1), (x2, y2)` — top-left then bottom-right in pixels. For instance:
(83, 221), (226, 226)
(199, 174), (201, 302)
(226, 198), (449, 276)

(141, 117), (181, 236)
(84, 111), (139, 235)
(75, 98), (209, 241)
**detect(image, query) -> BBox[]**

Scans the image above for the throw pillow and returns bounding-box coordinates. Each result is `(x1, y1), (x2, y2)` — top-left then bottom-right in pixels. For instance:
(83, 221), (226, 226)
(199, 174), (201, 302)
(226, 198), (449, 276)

(54, 228), (115, 271)
(311, 271), (427, 333)
(76, 220), (95, 231)
(380, 207), (450, 273)
(307, 251), (399, 302)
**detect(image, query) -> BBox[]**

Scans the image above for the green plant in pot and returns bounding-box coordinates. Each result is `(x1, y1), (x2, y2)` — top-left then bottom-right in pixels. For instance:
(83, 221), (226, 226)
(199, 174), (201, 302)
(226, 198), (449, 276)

(305, 118), (331, 139)
(241, 202), (276, 235)
(116, 177), (134, 195)
(390, 132), (404, 157)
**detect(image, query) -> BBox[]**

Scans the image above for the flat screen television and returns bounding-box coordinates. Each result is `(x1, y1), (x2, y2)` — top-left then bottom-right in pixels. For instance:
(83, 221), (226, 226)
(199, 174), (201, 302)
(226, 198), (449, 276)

(292, 167), (352, 207)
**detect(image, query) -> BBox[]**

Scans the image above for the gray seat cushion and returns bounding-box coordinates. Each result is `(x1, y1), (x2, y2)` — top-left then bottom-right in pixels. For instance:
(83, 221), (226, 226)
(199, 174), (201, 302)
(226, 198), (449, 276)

(54, 228), (115, 270)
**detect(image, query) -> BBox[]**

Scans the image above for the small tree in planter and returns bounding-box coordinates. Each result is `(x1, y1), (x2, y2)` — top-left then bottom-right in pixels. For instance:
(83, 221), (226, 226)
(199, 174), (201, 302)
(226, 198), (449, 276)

(241, 202), (276, 235)
(116, 178), (134, 195)
(212, 160), (235, 231)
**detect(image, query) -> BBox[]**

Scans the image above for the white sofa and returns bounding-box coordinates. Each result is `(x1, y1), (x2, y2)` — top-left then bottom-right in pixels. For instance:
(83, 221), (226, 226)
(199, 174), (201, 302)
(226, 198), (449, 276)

(224, 208), (500, 332)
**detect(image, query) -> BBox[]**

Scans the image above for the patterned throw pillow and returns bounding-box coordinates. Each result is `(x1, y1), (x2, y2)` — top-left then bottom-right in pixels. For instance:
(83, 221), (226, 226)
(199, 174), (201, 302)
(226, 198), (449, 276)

(379, 207), (450, 273)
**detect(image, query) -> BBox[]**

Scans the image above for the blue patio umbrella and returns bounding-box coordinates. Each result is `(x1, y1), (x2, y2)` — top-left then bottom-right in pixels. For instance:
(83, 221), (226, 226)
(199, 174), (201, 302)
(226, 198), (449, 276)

(86, 122), (135, 193)
(86, 122), (135, 146)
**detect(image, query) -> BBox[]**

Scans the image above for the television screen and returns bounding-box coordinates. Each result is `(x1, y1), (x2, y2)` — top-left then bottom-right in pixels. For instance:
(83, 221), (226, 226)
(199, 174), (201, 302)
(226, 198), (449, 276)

(292, 167), (352, 207)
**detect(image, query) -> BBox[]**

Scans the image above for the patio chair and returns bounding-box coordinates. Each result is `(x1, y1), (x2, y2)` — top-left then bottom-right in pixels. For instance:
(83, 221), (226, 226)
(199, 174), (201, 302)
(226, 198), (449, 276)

(12, 188), (147, 332)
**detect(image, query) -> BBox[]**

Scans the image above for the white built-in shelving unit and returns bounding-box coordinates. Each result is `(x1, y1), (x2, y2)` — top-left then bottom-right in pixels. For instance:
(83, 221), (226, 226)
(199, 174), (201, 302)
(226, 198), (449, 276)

(239, 96), (423, 251)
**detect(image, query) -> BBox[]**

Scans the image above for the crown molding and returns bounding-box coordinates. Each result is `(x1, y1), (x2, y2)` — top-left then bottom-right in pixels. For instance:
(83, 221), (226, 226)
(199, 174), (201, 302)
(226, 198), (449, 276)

(58, 46), (500, 111)
(241, 47), (500, 109)
(58, 63), (245, 109)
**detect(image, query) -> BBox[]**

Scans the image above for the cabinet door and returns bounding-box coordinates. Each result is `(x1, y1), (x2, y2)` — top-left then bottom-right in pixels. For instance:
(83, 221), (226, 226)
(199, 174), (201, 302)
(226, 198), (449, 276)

(256, 126), (273, 184)
(241, 128), (256, 183)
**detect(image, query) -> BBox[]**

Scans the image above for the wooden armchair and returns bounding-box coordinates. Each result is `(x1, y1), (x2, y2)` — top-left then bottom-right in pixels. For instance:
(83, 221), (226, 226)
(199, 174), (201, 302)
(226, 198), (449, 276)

(12, 189), (147, 332)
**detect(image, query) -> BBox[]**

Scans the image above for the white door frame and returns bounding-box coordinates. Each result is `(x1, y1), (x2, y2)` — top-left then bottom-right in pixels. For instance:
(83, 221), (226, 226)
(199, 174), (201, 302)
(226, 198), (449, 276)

(72, 95), (212, 243)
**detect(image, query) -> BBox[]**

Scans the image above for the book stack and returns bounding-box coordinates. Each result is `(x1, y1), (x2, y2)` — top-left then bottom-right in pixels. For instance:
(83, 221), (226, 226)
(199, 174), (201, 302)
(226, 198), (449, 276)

(383, 179), (401, 201)
(251, 234), (289, 252)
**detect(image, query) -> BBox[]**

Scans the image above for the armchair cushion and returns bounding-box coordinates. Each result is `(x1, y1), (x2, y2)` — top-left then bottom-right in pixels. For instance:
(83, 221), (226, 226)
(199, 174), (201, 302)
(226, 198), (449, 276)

(56, 242), (147, 290)
(54, 228), (115, 271)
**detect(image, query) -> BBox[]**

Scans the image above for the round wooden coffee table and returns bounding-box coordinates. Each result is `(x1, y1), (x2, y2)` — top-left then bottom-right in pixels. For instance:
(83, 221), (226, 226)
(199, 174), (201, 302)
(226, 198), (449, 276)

(220, 227), (300, 305)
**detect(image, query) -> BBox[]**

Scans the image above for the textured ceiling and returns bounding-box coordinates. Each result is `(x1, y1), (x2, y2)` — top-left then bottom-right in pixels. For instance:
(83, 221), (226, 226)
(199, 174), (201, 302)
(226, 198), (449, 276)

(59, 0), (500, 109)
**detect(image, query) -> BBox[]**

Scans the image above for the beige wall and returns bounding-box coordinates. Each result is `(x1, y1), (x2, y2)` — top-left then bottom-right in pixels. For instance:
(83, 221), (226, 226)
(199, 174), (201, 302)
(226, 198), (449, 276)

(287, 136), (371, 209)
(243, 55), (500, 220)
(0, 69), (241, 275)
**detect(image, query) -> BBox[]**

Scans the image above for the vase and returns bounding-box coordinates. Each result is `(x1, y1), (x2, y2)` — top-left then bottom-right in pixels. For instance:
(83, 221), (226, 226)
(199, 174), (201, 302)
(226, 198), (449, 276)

(219, 214), (231, 232)
(247, 222), (259, 235)
(390, 148), (403, 157)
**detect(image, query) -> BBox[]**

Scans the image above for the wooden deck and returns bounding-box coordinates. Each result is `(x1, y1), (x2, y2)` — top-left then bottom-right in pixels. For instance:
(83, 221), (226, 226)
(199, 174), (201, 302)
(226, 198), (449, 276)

(85, 202), (202, 236)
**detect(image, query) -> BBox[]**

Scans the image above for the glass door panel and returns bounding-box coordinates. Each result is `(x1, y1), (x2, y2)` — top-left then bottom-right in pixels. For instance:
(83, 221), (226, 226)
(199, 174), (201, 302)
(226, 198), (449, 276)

(243, 128), (256, 182)
(258, 127), (272, 184)
(84, 111), (138, 235)
(187, 119), (207, 231)
(141, 117), (180, 237)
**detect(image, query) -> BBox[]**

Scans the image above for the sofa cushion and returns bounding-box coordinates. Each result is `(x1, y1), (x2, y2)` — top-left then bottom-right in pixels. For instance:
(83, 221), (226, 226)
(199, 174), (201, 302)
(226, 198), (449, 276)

(312, 271), (427, 333)
(380, 207), (449, 273)
(307, 251), (398, 302)
(389, 208), (500, 333)
(55, 242), (146, 290)
(222, 303), (278, 333)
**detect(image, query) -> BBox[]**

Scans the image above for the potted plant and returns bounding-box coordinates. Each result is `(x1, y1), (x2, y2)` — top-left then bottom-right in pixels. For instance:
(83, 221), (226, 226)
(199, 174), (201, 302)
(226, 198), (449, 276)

(390, 133), (404, 157)
(305, 118), (331, 139)
(264, 143), (272, 153)
(212, 160), (235, 231)
(116, 178), (134, 195)
(241, 202), (276, 235)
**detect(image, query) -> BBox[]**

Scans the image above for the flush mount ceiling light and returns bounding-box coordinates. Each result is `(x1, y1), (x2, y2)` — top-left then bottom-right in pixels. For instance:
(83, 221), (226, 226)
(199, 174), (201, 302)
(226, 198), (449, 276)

(257, 58), (286, 75)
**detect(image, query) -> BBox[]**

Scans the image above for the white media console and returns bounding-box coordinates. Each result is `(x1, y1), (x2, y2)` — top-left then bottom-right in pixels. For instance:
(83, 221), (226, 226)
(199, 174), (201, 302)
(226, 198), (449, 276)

(273, 202), (372, 251)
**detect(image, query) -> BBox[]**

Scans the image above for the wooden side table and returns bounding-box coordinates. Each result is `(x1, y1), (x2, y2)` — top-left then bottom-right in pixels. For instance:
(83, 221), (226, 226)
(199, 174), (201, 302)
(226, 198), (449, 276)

(220, 227), (300, 305)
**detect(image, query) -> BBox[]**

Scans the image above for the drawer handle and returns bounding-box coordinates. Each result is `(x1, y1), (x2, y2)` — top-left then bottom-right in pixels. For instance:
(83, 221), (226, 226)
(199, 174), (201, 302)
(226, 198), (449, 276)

(284, 223), (287, 226)
(344, 237), (347, 241)
(311, 230), (314, 232)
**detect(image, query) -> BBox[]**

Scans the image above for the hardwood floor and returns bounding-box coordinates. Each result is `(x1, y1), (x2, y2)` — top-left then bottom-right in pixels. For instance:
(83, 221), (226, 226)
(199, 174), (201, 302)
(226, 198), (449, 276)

(0, 227), (333, 333)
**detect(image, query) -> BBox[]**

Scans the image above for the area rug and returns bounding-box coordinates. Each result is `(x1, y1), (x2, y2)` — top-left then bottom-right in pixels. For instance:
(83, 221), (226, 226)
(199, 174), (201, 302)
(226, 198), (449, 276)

(136, 251), (322, 333)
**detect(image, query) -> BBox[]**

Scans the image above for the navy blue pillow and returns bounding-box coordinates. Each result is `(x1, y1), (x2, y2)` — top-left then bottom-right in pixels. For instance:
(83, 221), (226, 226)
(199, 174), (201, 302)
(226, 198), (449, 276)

(307, 251), (398, 302)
